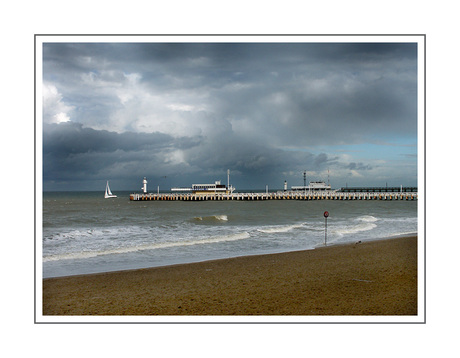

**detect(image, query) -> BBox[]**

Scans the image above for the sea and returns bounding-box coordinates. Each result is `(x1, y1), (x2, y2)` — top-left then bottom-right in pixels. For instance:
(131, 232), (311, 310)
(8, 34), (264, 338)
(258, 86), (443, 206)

(41, 191), (418, 278)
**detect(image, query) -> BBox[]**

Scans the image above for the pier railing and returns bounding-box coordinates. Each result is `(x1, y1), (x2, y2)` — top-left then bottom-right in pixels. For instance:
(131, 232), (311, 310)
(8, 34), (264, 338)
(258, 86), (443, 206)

(130, 191), (418, 201)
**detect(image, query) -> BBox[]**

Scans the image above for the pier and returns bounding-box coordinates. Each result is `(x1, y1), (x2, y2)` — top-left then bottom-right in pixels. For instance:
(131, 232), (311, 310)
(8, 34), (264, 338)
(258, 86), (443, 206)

(338, 186), (417, 193)
(130, 191), (417, 201)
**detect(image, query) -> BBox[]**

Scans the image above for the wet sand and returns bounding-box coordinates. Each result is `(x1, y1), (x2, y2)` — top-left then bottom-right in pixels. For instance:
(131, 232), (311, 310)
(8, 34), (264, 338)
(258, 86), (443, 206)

(42, 236), (417, 316)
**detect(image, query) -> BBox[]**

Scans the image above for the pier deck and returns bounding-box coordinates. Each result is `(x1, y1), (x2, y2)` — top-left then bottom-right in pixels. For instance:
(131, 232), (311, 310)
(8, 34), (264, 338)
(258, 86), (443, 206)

(130, 192), (417, 201)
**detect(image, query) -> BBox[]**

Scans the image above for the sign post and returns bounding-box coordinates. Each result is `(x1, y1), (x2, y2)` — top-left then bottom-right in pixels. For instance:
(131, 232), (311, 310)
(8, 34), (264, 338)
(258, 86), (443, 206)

(323, 211), (329, 246)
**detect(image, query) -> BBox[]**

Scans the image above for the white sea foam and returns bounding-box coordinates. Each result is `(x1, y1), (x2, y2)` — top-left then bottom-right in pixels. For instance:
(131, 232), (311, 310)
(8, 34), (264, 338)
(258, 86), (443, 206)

(330, 215), (379, 237)
(380, 217), (417, 224)
(43, 231), (251, 262)
(358, 215), (378, 223)
(257, 223), (304, 233)
(193, 215), (228, 222)
(214, 215), (228, 221)
(333, 221), (377, 237)
(44, 226), (150, 242)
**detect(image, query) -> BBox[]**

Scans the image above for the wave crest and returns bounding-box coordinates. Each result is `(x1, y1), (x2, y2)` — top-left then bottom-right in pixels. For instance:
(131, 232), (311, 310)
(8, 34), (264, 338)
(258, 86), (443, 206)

(193, 215), (228, 222)
(334, 222), (377, 236)
(357, 215), (378, 223)
(257, 223), (304, 233)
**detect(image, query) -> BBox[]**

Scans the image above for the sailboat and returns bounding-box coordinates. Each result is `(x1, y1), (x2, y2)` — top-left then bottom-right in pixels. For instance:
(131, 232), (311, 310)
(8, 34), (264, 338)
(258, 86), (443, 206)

(104, 181), (117, 198)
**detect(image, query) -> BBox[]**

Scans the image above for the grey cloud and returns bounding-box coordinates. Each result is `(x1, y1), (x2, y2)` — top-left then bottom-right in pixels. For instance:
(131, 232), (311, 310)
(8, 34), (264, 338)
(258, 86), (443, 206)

(43, 122), (203, 186)
(43, 121), (327, 190)
(43, 122), (175, 154)
(345, 162), (373, 171)
(41, 41), (418, 190)
(313, 153), (340, 168)
(43, 43), (417, 142)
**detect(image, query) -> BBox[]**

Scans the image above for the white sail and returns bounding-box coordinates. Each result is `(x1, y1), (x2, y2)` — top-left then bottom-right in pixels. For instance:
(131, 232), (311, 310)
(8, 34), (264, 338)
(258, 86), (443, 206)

(104, 181), (117, 198)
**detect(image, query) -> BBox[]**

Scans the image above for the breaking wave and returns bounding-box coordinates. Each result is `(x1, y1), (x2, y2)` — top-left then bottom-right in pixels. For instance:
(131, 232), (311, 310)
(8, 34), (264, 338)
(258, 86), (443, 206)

(358, 215), (378, 223)
(333, 216), (378, 237)
(43, 231), (250, 262)
(193, 215), (228, 222)
(257, 223), (304, 234)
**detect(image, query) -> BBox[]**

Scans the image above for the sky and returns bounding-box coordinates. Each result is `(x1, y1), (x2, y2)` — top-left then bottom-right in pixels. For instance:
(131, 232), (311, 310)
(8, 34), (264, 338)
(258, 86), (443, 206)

(41, 39), (418, 191)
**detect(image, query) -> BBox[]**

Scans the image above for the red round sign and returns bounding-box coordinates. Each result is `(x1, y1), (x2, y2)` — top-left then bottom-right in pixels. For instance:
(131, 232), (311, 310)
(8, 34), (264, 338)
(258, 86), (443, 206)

(324, 211), (329, 218)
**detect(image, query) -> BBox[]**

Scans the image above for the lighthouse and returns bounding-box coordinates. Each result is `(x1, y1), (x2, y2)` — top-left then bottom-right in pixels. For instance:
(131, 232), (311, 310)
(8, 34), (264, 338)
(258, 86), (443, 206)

(142, 177), (148, 193)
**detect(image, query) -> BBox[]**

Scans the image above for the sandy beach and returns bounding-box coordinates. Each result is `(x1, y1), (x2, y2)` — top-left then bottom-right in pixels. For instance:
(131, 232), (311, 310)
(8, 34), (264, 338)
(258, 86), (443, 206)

(42, 236), (417, 316)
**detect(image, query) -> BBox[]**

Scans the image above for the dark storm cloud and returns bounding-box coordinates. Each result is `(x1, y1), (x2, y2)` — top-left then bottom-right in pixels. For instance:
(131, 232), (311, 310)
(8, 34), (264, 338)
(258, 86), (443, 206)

(42, 121), (328, 190)
(43, 122), (173, 154)
(43, 122), (203, 185)
(42, 40), (418, 190)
